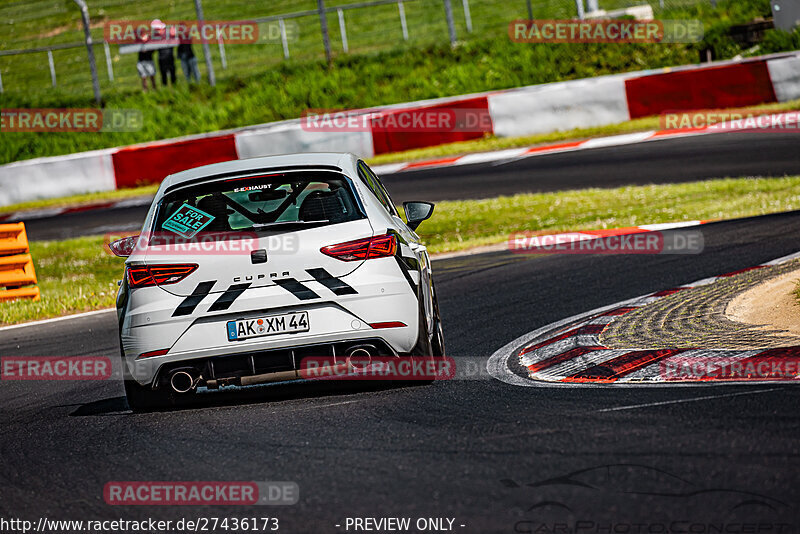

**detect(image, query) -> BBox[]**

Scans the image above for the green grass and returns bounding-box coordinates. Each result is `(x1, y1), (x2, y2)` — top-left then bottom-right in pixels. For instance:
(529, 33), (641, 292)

(2, 0), (794, 167)
(0, 236), (125, 326)
(418, 175), (800, 253)
(0, 0), (720, 96)
(4, 174), (800, 325)
(0, 37), (697, 165)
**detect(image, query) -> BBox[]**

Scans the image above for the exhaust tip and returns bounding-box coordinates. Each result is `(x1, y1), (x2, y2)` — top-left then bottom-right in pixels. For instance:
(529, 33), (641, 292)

(346, 345), (375, 370)
(170, 370), (197, 394)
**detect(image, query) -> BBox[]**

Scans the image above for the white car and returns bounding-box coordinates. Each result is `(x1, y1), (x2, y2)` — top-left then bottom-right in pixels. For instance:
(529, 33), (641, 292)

(110, 153), (445, 411)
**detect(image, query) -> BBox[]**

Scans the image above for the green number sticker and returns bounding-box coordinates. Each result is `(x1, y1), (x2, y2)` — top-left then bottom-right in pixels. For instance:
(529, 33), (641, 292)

(161, 203), (215, 238)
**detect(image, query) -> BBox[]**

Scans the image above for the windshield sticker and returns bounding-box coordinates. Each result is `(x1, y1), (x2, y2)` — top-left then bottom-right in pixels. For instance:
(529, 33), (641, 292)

(233, 185), (272, 192)
(161, 203), (215, 238)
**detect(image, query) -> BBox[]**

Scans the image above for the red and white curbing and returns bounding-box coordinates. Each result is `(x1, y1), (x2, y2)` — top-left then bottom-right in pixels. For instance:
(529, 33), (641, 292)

(488, 250), (800, 386)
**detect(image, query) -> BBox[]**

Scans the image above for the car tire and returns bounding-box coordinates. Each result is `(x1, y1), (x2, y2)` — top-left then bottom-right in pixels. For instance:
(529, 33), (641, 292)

(431, 288), (446, 358)
(121, 353), (177, 412)
(407, 288), (444, 384)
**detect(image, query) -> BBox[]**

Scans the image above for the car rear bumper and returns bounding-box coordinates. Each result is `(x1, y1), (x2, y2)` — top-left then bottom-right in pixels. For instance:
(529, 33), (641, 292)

(129, 336), (400, 389)
(120, 260), (421, 386)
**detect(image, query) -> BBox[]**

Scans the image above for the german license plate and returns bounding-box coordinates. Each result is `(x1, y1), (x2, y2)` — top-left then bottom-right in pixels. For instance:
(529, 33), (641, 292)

(226, 312), (309, 341)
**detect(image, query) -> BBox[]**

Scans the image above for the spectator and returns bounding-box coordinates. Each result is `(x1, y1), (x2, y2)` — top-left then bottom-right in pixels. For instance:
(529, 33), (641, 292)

(157, 46), (177, 86)
(178, 43), (200, 83)
(151, 19), (176, 87)
(136, 46), (156, 92)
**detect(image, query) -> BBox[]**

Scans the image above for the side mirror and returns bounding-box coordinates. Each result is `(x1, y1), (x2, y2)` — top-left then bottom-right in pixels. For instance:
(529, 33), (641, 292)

(108, 235), (139, 257)
(402, 201), (435, 231)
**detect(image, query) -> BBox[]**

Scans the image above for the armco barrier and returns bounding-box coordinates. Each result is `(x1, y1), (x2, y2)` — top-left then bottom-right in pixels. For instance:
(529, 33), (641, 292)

(625, 60), (777, 118)
(0, 223), (40, 302)
(370, 96), (493, 155)
(488, 73), (632, 138)
(112, 134), (239, 189)
(766, 55), (800, 103)
(235, 122), (375, 159)
(0, 148), (115, 207)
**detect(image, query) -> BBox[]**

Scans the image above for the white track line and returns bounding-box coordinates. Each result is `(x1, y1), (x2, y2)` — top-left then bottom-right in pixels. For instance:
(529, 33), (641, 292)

(0, 308), (114, 332)
(594, 387), (784, 412)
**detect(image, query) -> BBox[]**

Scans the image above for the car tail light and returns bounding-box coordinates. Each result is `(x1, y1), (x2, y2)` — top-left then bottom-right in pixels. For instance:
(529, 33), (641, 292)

(126, 264), (198, 288)
(321, 234), (397, 261)
(137, 348), (169, 360)
(369, 322), (407, 329)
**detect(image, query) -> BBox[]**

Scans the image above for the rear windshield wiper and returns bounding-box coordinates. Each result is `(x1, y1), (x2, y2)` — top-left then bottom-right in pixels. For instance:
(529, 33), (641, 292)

(251, 220), (330, 231)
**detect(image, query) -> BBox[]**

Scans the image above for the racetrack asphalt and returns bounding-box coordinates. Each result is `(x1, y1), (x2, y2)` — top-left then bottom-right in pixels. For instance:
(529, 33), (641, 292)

(19, 129), (800, 241)
(2, 209), (800, 530)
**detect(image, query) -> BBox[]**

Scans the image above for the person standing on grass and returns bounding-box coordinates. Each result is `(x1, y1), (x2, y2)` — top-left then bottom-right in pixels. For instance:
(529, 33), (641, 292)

(151, 19), (177, 87)
(178, 43), (200, 83)
(157, 46), (177, 86)
(136, 46), (157, 92)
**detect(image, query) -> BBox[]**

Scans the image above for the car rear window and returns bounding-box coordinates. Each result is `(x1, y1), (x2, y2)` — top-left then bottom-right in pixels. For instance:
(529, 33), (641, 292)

(153, 171), (364, 239)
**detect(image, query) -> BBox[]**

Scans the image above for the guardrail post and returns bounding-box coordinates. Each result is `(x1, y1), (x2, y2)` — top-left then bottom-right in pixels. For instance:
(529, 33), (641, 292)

(337, 8), (349, 53)
(575, 0), (585, 19)
(526, 0), (533, 19)
(74, 0), (101, 104)
(443, 0), (457, 45)
(0, 68), (4, 93)
(47, 50), (57, 87)
(318, 0), (333, 66)
(218, 36), (227, 69)
(103, 41), (114, 81)
(586, 0), (599, 13)
(398, 1), (409, 40)
(194, 0), (216, 86)
(462, 0), (472, 33)
(279, 19), (290, 59)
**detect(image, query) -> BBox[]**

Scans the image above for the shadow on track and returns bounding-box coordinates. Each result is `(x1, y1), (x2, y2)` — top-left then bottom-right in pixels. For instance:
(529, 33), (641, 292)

(68, 378), (430, 416)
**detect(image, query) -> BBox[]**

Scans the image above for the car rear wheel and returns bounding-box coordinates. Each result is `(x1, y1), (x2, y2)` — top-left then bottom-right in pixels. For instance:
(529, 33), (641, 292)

(407, 288), (444, 383)
(121, 354), (180, 412)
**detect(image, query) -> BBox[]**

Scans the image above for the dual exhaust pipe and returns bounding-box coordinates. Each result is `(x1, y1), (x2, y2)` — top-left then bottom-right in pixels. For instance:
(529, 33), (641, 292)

(167, 344), (377, 394)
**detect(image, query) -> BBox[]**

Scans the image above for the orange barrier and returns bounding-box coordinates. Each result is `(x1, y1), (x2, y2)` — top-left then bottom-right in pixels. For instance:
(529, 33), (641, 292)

(0, 223), (40, 302)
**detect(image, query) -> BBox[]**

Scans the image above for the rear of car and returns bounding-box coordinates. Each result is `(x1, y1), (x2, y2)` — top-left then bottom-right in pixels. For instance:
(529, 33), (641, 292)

(116, 154), (435, 409)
